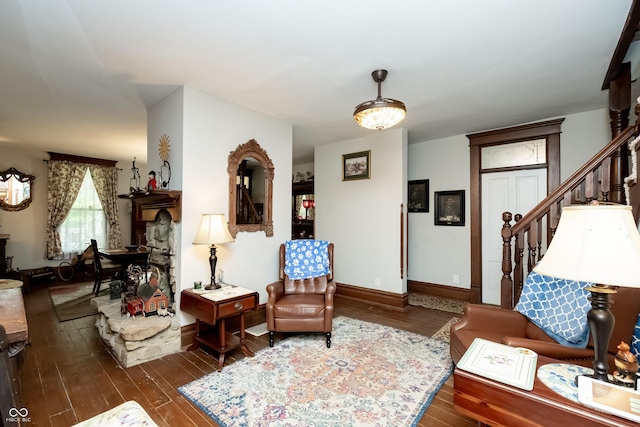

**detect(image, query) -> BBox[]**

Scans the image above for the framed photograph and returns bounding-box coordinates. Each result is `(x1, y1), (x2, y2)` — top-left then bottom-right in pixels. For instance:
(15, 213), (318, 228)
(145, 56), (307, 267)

(435, 190), (465, 226)
(408, 179), (429, 212)
(342, 150), (371, 181)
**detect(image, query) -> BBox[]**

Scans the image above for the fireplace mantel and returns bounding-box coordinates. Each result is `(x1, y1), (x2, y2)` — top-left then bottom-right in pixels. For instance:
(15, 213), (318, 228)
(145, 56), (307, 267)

(119, 190), (182, 222)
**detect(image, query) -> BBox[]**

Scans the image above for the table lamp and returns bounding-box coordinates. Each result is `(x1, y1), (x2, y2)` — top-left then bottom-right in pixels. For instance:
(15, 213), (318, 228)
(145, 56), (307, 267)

(533, 203), (640, 382)
(193, 214), (235, 290)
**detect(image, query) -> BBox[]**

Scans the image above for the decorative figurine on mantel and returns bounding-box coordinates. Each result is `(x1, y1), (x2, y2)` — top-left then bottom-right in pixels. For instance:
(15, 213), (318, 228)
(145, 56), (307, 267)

(613, 341), (639, 387)
(147, 170), (157, 191)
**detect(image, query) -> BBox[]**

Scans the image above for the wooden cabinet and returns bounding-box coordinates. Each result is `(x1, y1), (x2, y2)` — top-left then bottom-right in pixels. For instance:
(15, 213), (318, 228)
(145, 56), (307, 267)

(118, 190), (182, 245)
(292, 181), (314, 239)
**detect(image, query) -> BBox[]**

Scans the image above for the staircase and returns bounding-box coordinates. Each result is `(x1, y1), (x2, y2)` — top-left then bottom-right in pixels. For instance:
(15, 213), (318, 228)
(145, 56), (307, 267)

(499, 125), (640, 309)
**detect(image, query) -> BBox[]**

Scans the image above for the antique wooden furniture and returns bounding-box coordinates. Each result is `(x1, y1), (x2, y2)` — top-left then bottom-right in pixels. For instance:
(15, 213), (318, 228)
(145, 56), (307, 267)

(91, 239), (123, 296)
(292, 180), (314, 239)
(453, 355), (636, 427)
(266, 242), (335, 348)
(0, 234), (8, 277)
(0, 285), (29, 418)
(180, 286), (258, 371)
(450, 287), (640, 368)
(119, 190), (182, 245)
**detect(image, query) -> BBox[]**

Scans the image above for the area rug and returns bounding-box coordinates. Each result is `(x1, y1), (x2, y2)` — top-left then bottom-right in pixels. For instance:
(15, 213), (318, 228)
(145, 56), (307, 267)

(408, 293), (465, 315)
(178, 316), (453, 427)
(432, 317), (460, 342)
(49, 281), (108, 322)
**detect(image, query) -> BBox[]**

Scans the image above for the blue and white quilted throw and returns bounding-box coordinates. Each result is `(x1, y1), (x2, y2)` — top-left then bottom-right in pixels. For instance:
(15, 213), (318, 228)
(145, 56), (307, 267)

(632, 315), (640, 359)
(284, 239), (330, 280)
(515, 270), (592, 348)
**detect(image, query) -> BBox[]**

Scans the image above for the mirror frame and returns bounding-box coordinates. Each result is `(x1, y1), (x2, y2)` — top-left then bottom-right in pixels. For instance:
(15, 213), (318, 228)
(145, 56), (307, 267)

(228, 139), (274, 237)
(0, 167), (35, 212)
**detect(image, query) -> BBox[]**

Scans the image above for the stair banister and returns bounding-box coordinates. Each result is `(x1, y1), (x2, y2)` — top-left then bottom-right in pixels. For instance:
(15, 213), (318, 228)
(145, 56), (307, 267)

(500, 125), (637, 308)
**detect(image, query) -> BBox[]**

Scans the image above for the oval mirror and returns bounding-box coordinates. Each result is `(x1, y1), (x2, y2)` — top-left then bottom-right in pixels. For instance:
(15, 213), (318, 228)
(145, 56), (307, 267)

(228, 139), (274, 237)
(0, 167), (35, 211)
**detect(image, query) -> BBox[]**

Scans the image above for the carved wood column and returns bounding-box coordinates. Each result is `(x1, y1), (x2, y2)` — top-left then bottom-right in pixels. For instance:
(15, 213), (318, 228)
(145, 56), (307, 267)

(608, 62), (631, 204)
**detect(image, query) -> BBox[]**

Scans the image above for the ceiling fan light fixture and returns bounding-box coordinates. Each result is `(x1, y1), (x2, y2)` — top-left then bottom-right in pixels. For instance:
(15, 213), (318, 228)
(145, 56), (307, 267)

(354, 69), (407, 130)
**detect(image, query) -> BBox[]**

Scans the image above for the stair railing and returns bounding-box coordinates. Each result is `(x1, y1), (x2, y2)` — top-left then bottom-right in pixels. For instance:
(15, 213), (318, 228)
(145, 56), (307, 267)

(500, 125), (637, 309)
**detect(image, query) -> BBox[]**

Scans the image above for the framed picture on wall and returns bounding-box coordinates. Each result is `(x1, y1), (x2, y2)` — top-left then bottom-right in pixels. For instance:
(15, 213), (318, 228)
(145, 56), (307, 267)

(342, 150), (371, 181)
(435, 190), (465, 226)
(408, 179), (429, 212)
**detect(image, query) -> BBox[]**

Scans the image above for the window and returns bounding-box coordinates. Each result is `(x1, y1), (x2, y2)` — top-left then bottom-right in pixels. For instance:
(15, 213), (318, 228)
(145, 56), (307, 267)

(58, 170), (107, 258)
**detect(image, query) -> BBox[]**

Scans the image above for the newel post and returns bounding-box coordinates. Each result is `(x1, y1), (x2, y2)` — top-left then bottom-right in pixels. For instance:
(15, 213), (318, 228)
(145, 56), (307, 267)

(500, 212), (514, 309)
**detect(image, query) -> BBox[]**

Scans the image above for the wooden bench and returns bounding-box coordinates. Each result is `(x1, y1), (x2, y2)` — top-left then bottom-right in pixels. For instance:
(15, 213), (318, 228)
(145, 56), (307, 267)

(0, 286), (29, 420)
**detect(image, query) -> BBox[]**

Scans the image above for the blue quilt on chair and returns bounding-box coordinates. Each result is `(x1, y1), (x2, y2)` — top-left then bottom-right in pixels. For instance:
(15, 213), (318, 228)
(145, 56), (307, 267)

(515, 270), (592, 348)
(284, 239), (330, 280)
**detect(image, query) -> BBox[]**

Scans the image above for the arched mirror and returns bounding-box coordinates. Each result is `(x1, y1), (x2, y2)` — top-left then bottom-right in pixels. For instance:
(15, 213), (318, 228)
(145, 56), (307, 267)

(228, 139), (274, 237)
(0, 167), (35, 211)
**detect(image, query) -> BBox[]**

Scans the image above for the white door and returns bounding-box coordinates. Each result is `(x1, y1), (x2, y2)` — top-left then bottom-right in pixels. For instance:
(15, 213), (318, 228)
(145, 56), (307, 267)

(481, 169), (547, 305)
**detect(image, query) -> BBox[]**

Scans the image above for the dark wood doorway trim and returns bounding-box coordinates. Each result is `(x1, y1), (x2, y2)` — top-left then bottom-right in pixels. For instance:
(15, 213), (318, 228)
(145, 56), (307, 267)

(467, 119), (563, 303)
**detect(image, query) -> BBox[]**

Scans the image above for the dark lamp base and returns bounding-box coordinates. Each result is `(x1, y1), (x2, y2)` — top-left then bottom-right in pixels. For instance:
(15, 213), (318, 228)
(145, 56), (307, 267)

(205, 283), (221, 290)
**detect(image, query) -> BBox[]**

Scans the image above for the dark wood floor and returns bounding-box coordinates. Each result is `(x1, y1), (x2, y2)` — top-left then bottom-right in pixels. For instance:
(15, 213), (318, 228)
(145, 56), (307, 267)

(17, 280), (476, 426)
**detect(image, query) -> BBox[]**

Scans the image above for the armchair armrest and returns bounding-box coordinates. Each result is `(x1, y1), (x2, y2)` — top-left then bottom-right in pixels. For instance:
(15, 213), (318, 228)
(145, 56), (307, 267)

(266, 280), (284, 305)
(451, 304), (529, 337)
(502, 336), (594, 360)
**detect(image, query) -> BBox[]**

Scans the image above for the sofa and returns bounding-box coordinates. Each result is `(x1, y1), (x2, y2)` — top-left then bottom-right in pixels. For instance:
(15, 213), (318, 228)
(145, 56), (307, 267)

(450, 287), (640, 368)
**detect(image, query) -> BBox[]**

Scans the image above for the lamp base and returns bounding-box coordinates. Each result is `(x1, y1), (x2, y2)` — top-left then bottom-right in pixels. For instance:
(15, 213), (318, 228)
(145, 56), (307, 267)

(586, 284), (617, 383)
(205, 283), (221, 291)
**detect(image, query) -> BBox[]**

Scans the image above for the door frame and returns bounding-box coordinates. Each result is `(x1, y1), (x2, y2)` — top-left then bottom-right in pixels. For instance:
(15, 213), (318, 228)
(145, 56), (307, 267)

(467, 119), (563, 304)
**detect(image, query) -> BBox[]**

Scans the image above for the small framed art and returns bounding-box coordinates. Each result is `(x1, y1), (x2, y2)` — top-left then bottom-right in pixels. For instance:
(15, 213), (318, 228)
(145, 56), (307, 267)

(342, 150), (371, 181)
(435, 190), (465, 226)
(408, 179), (429, 212)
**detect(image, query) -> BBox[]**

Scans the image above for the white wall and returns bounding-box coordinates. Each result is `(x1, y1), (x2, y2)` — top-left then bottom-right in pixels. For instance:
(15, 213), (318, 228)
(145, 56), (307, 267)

(406, 108), (612, 290)
(315, 128), (408, 294)
(0, 146), (143, 270)
(147, 86), (292, 326)
(407, 134), (470, 289)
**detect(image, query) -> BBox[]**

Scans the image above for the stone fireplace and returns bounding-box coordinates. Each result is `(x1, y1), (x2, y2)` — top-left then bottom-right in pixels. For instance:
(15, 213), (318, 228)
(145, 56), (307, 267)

(94, 191), (183, 367)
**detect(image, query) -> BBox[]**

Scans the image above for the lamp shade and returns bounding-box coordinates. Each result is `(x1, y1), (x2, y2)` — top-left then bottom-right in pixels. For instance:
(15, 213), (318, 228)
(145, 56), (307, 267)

(193, 214), (235, 245)
(533, 205), (640, 288)
(354, 100), (406, 130)
(354, 69), (406, 130)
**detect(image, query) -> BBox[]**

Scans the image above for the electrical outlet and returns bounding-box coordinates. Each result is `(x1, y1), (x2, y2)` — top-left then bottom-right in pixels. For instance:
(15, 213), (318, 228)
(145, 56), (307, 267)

(453, 275), (460, 284)
(375, 277), (381, 287)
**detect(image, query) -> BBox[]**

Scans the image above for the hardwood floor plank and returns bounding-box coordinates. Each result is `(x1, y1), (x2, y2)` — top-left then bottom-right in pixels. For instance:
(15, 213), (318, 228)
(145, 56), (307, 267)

(18, 282), (475, 426)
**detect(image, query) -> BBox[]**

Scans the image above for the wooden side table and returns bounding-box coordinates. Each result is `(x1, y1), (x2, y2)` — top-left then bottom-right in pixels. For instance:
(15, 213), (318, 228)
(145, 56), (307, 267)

(180, 286), (258, 371)
(453, 355), (636, 427)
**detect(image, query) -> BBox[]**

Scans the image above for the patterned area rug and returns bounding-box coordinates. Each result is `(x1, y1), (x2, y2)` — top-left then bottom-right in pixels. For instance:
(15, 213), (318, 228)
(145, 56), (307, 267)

(408, 293), (465, 315)
(432, 317), (460, 342)
(49, 281), (108, 322)
(179, 316), (453, 427)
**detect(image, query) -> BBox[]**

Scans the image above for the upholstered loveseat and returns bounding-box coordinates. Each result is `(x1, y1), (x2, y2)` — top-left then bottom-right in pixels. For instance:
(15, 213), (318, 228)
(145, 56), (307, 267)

(450, 287), (640, 368)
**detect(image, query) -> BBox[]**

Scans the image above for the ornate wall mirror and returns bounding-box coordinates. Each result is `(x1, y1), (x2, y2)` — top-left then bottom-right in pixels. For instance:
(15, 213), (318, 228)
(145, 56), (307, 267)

(0, 167), (35, 211)
(228, 139), (274, 237)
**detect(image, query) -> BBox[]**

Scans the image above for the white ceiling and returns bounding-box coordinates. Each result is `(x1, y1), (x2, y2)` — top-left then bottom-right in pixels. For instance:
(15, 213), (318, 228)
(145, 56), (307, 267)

(1, 1), (638, 164)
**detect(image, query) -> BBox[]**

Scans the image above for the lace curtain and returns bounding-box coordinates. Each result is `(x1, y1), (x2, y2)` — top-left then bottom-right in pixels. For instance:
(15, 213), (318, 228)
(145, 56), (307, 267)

(89, 164), (122, 249)
(46, 159), (122, 259)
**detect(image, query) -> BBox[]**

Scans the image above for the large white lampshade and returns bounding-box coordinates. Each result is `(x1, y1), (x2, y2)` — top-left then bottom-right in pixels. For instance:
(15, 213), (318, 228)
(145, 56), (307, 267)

(534, 204), (640, 287)
(533, 204), (640, 382)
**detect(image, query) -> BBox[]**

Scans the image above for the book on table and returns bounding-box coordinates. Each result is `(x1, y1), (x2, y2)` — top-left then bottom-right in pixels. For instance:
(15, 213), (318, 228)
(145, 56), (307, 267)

(457, 338), (538, 391)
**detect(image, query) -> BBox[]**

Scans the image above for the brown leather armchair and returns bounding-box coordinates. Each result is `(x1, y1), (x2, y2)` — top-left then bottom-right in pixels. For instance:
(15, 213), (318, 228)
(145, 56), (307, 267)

(266, 242), (335, 348)
(450, 287), (640, 368)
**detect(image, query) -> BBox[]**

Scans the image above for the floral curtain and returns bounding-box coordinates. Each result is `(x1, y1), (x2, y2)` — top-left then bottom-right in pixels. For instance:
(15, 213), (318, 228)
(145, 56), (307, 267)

(46, 160), (86, 259)
(89, 164), (122, 249)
